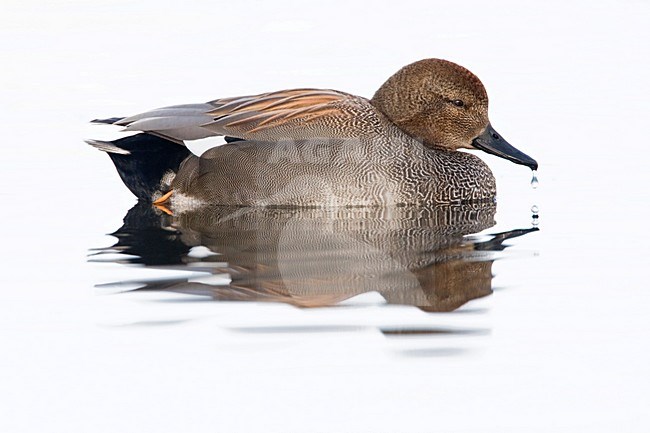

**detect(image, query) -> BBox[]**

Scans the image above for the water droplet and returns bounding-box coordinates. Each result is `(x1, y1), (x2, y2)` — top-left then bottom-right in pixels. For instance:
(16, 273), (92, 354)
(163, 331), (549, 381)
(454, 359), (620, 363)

(531, 170), (539, 189)
(531, 204), (540, 226)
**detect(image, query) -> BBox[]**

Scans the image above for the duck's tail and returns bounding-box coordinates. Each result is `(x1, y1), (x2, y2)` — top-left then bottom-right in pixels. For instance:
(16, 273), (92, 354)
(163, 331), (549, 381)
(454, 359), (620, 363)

(86, 133), (192, 202)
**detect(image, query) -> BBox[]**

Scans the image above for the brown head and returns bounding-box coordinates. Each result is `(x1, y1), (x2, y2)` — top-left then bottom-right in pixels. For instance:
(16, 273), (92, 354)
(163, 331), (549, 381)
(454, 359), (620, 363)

(371, 59), (537, 170)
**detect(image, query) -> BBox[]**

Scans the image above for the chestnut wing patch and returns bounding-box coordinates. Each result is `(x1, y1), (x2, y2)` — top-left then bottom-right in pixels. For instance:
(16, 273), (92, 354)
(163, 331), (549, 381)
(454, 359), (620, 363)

(95, 89), (380, 143)
(202, 89), (377, 141)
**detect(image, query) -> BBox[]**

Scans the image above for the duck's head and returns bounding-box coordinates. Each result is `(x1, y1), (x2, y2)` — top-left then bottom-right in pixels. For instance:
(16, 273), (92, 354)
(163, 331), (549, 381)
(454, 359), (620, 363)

(370, 59), (537, 171)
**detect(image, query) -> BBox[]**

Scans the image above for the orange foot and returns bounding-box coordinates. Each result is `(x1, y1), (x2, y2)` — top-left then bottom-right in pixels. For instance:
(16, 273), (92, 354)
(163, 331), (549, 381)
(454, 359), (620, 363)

(153, 202), (173, 216)
(153, 190), (173, 205)
(152, 190), (174, 215)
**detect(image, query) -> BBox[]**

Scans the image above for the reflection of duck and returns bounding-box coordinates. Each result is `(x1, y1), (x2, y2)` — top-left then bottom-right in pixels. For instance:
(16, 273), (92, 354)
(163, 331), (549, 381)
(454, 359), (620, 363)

(95, 203), (537, 312)
(88, 59), (537, 209)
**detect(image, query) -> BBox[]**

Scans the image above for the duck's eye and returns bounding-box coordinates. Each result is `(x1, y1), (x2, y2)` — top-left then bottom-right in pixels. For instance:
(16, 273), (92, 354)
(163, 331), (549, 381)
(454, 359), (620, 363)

(451, 99), (465, 107)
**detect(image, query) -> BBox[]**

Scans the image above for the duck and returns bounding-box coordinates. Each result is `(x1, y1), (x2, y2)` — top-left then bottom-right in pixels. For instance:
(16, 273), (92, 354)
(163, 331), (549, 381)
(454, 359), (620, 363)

(87, 58), (537, 210)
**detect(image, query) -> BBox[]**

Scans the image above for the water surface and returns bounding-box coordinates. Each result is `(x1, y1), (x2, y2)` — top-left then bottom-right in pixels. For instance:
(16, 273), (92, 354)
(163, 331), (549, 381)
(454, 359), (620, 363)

(92, 203), (537, 313)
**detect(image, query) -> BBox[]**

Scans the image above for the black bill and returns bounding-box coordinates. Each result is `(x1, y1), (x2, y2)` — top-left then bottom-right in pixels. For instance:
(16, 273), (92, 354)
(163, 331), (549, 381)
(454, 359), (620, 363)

(471, 124), (538, 170)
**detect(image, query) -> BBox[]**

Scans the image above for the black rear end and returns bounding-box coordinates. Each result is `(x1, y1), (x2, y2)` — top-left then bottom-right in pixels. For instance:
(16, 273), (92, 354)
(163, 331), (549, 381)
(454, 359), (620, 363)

(87, 133), (191, 201)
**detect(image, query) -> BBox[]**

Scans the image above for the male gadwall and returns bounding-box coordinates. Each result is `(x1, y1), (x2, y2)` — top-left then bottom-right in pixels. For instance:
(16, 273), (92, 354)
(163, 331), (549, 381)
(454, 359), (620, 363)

(88, 58), (537, 209)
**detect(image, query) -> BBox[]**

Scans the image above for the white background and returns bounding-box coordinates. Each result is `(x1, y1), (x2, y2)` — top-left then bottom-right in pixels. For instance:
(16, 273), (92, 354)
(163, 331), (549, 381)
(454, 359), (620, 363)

(1, 1), (649, 432)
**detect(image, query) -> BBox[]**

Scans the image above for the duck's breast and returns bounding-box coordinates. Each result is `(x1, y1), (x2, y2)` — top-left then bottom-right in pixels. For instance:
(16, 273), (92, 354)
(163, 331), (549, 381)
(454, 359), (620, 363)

(422, 150), (496, 204)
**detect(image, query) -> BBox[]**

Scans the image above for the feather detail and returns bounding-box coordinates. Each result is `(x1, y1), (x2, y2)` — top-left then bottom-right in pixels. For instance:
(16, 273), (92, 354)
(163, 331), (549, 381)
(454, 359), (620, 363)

(85, 139), (131, 155)
(90, 88), (379, 142)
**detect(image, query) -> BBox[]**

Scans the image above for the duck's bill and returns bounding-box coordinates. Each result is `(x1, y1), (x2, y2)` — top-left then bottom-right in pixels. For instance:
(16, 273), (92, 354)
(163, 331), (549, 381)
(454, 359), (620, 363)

(471, 124), (538, 170)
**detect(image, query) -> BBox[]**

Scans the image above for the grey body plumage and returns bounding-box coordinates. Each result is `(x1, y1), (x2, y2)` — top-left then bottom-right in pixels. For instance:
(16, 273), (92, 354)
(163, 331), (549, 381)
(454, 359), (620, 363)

(173, 123), (496, 208)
